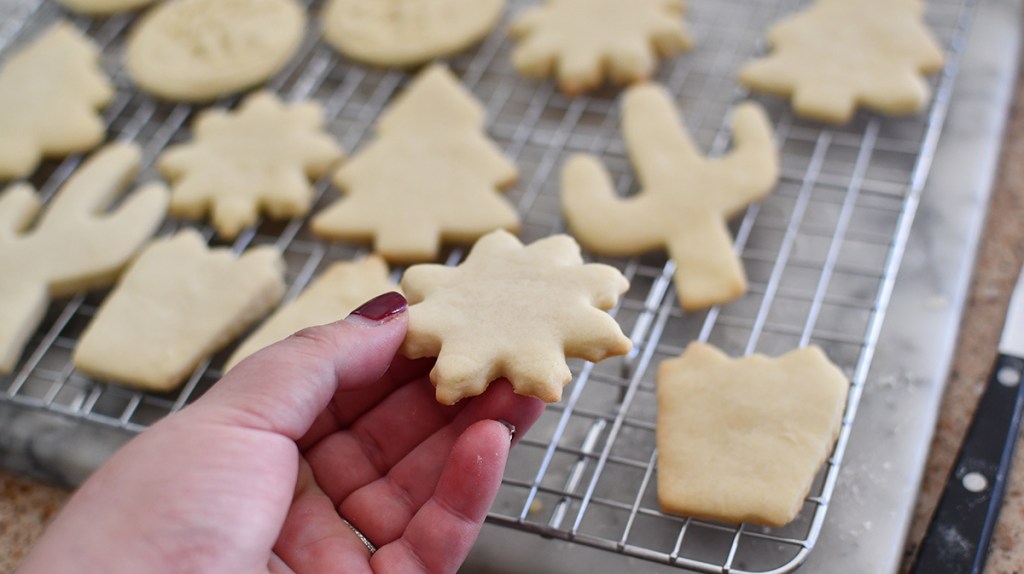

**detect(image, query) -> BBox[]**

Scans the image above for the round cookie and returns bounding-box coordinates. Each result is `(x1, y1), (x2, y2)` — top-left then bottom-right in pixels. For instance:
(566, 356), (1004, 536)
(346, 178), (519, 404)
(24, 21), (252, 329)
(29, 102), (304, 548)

(57, 0), (156, 15)
(321, 0), (504, 67)
(126, 0), (306, 102)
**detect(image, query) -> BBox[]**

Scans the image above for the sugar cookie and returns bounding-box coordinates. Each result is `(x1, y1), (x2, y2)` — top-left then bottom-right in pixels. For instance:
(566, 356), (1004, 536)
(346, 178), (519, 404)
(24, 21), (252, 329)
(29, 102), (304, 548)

(509, 0), (691, 95)
(322, 0), (505, 67)
(74, 230), (286, 391)
(158, 91), (344, 239)
(312, 64), (519, 263)
(562, 84), (778, 311)
(126, 0), (306, 102)
(57, 0), (156, 15)
(225, 256), (397, 370)
(400, 230), (631, 405)
(0, 22), (113, 180)
(738, 0), (944, 124)
(0, 143), (168, 374)
(656, 343), (849, 526)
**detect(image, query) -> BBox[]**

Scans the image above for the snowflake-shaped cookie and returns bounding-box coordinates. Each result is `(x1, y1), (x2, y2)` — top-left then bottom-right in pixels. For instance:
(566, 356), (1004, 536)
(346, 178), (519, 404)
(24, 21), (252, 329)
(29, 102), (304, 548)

(657, 343), (849, 526)
(562, 84), (778, 311)
(738, 0), (944, 124)
(400, 230), (632, 405)
(509, 0), (692, 95)
(158, 91), (344, 239)
(0, 22), (113, 179)
(312, 64), (519, 263)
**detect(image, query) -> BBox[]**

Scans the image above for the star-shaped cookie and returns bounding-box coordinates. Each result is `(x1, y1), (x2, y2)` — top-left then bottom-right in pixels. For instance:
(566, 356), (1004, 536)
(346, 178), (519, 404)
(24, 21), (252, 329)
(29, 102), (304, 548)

(509, 0), (692, 95)
(0, 22), (113, 180)
(400, 230), (632, 405)
(0, 143), (169, 374)
(562, 83), (778, 311)
(657, 342), (849, 526)
(158, 91), (344, 239)
(312, 64), (520, 263)
(738, 0), (944, 124)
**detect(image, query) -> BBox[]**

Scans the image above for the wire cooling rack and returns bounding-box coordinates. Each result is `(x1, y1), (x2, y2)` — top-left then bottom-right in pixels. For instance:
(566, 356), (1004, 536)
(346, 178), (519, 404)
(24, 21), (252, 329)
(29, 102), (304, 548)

(0, 0), (976, 572)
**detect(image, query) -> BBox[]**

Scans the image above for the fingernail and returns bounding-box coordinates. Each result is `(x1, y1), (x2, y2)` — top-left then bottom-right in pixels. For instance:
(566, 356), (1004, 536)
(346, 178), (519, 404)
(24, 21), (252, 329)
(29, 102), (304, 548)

(497, 419), (516, 442)
(347, 292), (408, 324)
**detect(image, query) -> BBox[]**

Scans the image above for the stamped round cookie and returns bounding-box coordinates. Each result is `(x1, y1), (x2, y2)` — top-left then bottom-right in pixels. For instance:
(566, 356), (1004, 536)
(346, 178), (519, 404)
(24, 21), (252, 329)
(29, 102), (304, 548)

(322, 0), (505, 67)
(126, 0), (306, 102)
(57, 0), (156, 15)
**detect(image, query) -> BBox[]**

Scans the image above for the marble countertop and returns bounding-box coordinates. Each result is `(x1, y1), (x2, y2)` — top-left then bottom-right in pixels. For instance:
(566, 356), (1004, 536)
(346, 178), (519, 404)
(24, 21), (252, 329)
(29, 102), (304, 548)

(1, 2), (1023, 574)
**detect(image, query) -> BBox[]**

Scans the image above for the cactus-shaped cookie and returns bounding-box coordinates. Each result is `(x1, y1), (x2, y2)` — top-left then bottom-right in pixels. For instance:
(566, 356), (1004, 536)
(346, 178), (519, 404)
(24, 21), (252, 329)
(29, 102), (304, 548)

(401, 230), (632, 405)
(312, 64), (519, 263)
(0, 143), (169, 373)
(562, 84), (778, 311)
(738, 0), (944, 124)
(657, 343), (849, 526)
(0, 22), (113, 179)
(158, 91), (345, 239)
(509, 0), (691, 95)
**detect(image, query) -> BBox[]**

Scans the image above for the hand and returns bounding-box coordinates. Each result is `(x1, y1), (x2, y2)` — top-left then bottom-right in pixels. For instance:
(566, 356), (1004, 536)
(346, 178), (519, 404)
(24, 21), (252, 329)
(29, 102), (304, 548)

(19, 292), (545, 573)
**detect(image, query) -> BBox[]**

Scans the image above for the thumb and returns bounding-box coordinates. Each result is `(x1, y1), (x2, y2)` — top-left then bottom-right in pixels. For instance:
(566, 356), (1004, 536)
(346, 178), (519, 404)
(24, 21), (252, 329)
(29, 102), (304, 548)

(190, 291), (409, 440)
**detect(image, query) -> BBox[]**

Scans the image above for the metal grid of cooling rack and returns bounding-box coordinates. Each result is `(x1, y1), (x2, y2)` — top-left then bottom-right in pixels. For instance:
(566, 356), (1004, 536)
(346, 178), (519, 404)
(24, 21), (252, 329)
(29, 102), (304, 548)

(0, 0), (975, 572)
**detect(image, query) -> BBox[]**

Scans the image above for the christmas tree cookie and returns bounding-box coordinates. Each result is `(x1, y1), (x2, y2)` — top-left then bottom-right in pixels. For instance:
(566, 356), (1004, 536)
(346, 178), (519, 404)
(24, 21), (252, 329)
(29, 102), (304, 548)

(312, 64), (519, 263)
(738, 0), (944, 124)
(0, 22), (113, 179)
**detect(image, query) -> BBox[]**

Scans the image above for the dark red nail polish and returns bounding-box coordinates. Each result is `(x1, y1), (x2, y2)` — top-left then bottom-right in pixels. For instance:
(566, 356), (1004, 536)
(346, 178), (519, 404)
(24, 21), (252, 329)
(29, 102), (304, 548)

(348, 292), (408, 323)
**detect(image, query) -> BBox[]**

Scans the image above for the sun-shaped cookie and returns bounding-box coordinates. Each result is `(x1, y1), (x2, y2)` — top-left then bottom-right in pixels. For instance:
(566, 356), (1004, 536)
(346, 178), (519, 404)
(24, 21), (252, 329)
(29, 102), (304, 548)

(401, 230), (632, 405)
(158, 91), (344, 239)
(0, 22), (113, 180)
(738, 0), (944, 124)
(657, 343), (849, 526)
(508, 0), (692, 95)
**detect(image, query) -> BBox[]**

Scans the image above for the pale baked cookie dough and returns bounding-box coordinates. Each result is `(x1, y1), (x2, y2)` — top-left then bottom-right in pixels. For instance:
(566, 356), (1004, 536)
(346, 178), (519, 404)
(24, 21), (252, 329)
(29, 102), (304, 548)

(0, 143), (168, 374)
(509, 0), (691, 95)
(401, 230), (632, 405)
(158, 91), (345, 239)
(738, 0), (944, 124)
(74, 230), (286, 392)
(322, 0), (505, 67)
(225, 256), (397, 370)
(57, 0), (156, 15)
(0, 22), (113, 180)
(562, 84), (778, 311)
(656, 342), (849, 526)
(126, 0), (306, 102)
(312, 64), (519, 263)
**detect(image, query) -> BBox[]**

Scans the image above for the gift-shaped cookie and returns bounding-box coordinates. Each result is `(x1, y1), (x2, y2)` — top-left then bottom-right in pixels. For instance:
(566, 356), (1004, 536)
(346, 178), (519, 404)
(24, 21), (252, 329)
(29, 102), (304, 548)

(312, 64), (520, 263)
(401, 230), (632, 405)
(158, 91), (345, 239)
(0, 22), (113, 179)
(738, 0), (944, 124)
(225, 256), (398, 370)
(73, 230), (286, 391)
(0, 143), (168, 374)
(657, 342), (849, 526)
(509, 0), (692, 95)
(562, 83), (778, 311)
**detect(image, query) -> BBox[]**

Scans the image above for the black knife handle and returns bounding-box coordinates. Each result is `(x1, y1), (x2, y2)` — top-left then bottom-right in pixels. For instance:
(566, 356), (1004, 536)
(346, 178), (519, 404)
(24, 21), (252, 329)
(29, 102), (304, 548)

(911, 354), (1024, 574)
